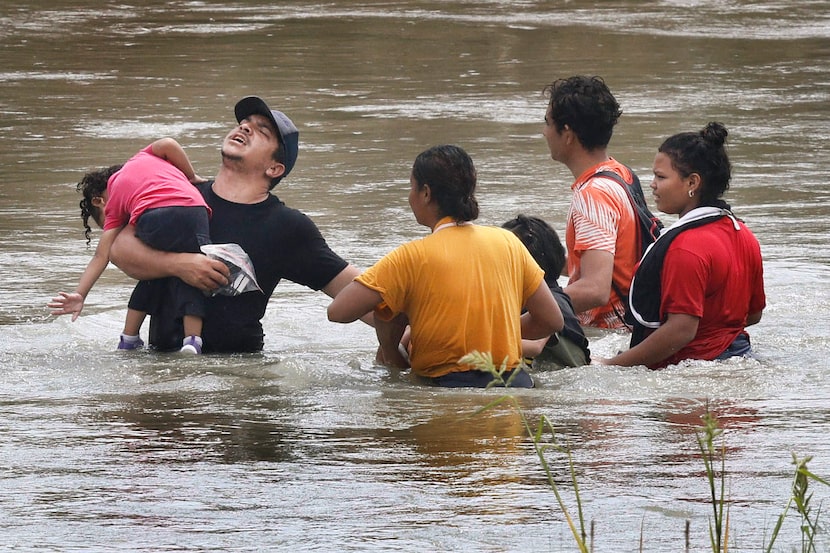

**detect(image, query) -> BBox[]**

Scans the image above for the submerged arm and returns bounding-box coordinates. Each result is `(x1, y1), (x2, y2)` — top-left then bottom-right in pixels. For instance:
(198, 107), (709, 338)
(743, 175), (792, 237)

(602, 312), (699, 368)
(521, 280), (564, 340)
(373, 313), (410, 369)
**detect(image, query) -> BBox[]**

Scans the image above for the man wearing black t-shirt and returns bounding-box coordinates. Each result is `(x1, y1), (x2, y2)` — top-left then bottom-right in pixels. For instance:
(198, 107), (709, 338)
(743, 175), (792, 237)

(110, 96), (360, 352)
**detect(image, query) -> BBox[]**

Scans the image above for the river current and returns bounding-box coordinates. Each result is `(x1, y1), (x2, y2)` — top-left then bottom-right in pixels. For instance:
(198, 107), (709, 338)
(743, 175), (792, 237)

(1, 1), (829, 551)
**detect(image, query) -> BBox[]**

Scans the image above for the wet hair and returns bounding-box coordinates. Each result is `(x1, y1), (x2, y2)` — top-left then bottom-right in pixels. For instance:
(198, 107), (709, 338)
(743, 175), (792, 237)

(411, 144), (479, 222)
(543, 75), (621, 150)
(502, 214), (565, 286)
(658, 122), (732, 207)
(77, 164), (121, 244)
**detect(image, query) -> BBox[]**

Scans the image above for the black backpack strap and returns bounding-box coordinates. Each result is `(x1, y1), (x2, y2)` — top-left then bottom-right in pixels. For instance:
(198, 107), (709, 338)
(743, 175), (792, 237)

(610, 280), (632, 328)
(594, 167), (664, 240)
(592, 166), (663, 327)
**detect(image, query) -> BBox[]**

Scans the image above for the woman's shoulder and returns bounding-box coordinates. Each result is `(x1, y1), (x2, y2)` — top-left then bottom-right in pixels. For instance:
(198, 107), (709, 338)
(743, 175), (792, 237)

(667, 218), (743, 260)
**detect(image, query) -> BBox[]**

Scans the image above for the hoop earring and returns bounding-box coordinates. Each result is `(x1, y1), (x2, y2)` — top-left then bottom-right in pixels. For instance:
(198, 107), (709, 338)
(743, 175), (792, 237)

(688, 189), (695, 198)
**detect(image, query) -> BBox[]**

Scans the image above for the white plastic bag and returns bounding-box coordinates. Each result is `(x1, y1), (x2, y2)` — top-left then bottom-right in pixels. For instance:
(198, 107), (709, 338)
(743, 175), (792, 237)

(200, 243), (263, 296)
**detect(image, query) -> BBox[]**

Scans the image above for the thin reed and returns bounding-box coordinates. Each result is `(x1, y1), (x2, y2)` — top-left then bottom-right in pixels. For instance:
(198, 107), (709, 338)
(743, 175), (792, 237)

(764, 453), (829, 553)
(695, 410), (730, 552)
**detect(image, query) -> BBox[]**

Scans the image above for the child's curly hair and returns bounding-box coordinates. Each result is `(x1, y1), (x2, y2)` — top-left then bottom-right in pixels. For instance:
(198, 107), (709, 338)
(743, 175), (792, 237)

(77, 164), (121, 244)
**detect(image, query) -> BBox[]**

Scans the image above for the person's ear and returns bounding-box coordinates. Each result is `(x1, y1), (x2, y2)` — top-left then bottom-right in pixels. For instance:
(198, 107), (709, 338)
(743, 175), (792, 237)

(421, 183), (432, 203)
(91, 196), (106, 209)
(266, 162), (286, 181)
(687, 173), (702, 196)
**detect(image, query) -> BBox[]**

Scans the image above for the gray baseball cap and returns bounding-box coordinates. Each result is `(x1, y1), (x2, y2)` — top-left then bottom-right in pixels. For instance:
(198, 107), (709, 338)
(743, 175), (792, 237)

(234, 96), (299, 178)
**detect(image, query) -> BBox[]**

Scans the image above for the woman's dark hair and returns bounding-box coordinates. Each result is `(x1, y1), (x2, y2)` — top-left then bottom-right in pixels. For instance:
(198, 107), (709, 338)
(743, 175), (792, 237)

(658, 122), (732, 207)
(77, 164), (121, 244)
(411, 144), (479, 221)
(543, 75), (621, 151)
(502, 214), (565, 285)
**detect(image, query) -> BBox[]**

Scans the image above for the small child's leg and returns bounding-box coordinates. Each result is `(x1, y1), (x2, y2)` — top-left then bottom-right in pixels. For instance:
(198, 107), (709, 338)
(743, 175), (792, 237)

(123, 308), (146, 336)
(118, 308), (146, 350)
(182, 315), (202, 339)
(180, 315), (204, 354)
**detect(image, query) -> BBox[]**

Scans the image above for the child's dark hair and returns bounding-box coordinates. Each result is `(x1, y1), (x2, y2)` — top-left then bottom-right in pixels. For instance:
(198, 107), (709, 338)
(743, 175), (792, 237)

(77, 164), (121, 244)
(502, 214), (565, 285)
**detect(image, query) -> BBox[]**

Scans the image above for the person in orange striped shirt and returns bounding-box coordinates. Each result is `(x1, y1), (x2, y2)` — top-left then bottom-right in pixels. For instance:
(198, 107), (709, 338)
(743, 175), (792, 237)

(542, 75), (640, 330)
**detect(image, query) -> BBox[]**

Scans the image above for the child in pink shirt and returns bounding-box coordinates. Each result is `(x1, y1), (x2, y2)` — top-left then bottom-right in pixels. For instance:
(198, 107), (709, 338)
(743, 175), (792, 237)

(49, 138), (210, 354)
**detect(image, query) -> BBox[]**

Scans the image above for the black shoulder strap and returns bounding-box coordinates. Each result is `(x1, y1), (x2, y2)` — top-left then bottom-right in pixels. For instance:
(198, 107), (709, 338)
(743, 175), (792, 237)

(594, 167), (664, 241)
(593, 166), (664, 327)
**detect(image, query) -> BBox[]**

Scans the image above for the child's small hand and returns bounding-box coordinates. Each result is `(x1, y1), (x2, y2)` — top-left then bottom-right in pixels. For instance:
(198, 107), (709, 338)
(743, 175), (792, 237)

(190, 174), (209, 184)
(47, 292), (85, 322)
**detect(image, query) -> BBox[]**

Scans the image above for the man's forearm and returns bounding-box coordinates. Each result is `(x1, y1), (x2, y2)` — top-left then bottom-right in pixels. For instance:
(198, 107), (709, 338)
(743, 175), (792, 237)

(119, 249), (185, 281)
(109, 225), (180, 280)
(109, 224), (229, 291)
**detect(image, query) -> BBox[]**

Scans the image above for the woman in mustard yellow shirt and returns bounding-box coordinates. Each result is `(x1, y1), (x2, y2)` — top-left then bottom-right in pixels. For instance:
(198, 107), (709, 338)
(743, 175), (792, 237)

(328, 145), (562, 388)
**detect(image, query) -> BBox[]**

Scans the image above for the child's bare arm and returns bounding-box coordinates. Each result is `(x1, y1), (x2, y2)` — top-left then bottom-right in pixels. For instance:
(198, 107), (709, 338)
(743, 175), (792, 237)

(150, 138), (207, 184)
(48, 228), (119, 321)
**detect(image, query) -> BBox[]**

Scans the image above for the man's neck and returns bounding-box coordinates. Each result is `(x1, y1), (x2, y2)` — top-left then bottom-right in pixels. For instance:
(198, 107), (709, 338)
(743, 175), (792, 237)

(212, 166), (271, 204)
(566, 148), (611, 181)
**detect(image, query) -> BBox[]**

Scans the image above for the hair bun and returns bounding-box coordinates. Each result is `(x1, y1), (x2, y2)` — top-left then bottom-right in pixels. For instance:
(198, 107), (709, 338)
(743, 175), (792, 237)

(700, 122), (728, 147)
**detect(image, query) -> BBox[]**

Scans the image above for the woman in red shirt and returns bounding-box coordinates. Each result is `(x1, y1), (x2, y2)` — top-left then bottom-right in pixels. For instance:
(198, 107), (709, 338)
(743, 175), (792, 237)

(600, 122), (765, 369)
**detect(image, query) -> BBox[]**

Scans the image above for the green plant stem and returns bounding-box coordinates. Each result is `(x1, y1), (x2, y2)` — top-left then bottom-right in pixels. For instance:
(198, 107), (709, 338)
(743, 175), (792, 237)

(464, 351), (589, 553)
